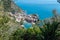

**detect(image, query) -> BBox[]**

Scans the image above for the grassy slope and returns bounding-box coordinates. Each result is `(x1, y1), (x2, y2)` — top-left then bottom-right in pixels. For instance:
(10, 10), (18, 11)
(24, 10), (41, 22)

(0, 12), (22, 40)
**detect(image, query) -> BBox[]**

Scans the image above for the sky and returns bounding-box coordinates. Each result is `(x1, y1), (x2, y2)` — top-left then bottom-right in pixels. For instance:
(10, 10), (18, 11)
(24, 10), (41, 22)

(14, 0), (59, 4)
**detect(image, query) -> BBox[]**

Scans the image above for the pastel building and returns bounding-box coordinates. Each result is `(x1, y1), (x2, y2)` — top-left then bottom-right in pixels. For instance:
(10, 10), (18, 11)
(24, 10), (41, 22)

(13, 12), (26, 22)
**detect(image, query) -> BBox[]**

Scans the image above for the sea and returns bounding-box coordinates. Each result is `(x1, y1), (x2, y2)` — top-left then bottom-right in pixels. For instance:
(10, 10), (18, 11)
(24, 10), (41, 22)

(16, 3), (60, 28)
(16, 4), (60, 20)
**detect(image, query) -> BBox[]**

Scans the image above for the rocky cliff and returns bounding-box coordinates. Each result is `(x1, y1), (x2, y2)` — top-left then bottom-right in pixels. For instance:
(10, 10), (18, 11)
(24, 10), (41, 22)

(0, 0), (22, 12)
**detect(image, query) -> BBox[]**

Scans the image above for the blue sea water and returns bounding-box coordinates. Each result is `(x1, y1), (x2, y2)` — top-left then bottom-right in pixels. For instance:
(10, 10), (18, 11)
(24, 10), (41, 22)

(23, 22), (32, 28)
(16, 3), (60, 28)
(16, 4), (60, 20)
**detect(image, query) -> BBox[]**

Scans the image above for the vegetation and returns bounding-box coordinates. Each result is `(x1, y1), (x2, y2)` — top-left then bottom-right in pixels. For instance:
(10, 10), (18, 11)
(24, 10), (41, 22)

(0, 12), (21, 40)
(0, 11), (60, 40)
(0, 0), (60, 40)
(8, 21), (60, 40)
(2, 0), (11, 12)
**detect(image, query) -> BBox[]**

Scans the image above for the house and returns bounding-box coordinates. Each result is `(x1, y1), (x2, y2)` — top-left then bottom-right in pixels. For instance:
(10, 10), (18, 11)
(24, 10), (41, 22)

(13, 12), (26, 22)
(25, 14), (39, 23)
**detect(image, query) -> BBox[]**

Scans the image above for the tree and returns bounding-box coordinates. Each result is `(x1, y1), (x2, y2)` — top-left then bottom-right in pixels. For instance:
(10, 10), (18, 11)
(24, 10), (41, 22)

(39, 22), (60, 40)
(9, 28), (26, 40)
(2, 0), (11, 12)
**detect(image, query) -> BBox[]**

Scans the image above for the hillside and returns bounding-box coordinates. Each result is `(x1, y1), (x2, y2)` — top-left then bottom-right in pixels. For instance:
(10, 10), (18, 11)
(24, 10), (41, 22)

(0, 0), (24, 40)
(0, 11), (24, 40)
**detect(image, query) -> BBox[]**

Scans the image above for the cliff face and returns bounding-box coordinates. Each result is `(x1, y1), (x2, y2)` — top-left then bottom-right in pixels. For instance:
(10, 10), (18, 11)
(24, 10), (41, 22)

(11, 1), (22, 13)
(0, 0), (22, 12)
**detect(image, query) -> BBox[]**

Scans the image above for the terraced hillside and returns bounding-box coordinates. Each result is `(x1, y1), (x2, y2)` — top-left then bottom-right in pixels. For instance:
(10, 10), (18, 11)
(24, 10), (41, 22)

(0, 0), (22, 12)
(0, 12), (23, 40)
(0, 0), (23, 40)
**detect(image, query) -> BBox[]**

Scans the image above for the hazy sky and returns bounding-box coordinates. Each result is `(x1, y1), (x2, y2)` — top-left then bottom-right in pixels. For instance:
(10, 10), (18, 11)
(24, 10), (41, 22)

(14, 0), (58, 4)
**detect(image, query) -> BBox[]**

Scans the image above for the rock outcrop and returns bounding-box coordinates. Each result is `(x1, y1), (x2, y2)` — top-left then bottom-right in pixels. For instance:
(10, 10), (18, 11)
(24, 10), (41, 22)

(0, 0), (22, 12)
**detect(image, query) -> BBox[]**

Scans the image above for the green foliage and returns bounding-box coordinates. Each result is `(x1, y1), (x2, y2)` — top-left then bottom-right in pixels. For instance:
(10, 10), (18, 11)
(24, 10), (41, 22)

(0, 15), (10, 40)
(0, 13), (22, 40)
(3, 0), (11, 12)
(10, 26), (43, 40)
(23, 27), (43, 40)
(39, 22), (60, 40)
(0, 9), (60, 40)
(0, 15), (10, 28)
(9, 28), (26, 40)
(9, 21), (60, 40)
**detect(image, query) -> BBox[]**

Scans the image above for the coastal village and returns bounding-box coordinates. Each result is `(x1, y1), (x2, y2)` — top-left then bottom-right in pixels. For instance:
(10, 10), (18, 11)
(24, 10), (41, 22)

(0, 0), (60, 27)
(0, 0), (39, 27)
(9, 11), (39, 23)
(0, 0), (60, 40)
